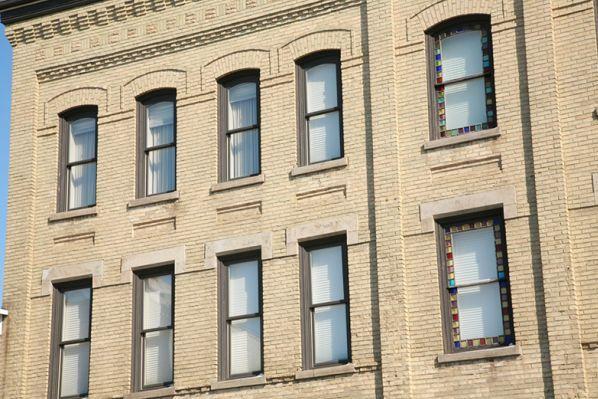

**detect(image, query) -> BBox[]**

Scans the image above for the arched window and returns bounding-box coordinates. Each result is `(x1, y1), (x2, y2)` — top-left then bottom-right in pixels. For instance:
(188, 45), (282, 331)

(58, 106), (98, 211)
(218, 70), (261, 181)
(296, 51), (343, 165)
(428, 16), (497, 139)
(136, 89), (177, 197)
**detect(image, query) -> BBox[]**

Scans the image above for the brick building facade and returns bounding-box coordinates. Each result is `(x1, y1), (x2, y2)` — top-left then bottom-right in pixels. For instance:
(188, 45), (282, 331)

(0, 0), (596, 397)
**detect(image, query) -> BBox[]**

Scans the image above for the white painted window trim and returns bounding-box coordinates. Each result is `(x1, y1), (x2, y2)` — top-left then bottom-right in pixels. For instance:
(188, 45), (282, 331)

(121, 245), (186, 283)
(41, 260), (104, 296)
(286, 214), (359, 255)
(204, 232), (273, 270)
(419, 187), (518, 233)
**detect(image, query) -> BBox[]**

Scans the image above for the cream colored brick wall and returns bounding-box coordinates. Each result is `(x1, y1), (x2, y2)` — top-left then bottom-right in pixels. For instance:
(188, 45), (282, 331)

(0, 0), (596, 398)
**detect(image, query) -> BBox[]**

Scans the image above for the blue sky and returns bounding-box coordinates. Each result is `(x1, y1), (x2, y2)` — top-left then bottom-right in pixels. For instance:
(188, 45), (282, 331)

(0, 24), (13, 306)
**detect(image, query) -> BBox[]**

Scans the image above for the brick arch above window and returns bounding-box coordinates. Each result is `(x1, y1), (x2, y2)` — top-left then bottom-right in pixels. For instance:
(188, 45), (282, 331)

(44, 87), (107, 128)
(406, 0), (509, 43)
(202, 49), (271, 91)
(121, 68), (187, 110)
(278, 29), (356, 75)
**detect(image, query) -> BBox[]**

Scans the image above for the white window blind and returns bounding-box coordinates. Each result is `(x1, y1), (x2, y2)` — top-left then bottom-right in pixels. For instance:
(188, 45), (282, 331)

(310, 245), (344, 304)
(229, 129), (259, 179)
(60, 342), (90, 397)
(62, 288), (90, 342)
(306, 63), (337, 113)
(146, 101), (175, 195)
(68, 117), (96, 209)
(308, 112), (341, 164)
(228, 260), (259, 318)
(444, 78), (487, 130)
(227, 82), (259, 179)
(440, 30), (483, 82)
(230, 317), (261, 375)
(143, 329), (173, 386)
(228, 83), (257, 130)
(452, 227), (497, 285)
(457, 283), (503, 340)
(143, 274), (172, 330)
(313, 304), (348, 364)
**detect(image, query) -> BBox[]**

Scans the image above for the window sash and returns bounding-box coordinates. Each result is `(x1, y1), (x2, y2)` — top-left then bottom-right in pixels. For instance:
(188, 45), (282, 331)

(300, 238), (350, 369)
(439, 215), (514, 353)
(49, 281), (92, 399)
(296, 52), (344, 166)
(136, 91), (177, 198)
(133, 268), (174, 391)
(428, 20), (496, 139)
(219, 72), (261, 182)
(219, 254), (263, 380)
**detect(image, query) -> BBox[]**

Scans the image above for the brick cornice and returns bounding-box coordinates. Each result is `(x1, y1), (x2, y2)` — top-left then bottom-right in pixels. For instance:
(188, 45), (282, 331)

(33, 0), (362, 82)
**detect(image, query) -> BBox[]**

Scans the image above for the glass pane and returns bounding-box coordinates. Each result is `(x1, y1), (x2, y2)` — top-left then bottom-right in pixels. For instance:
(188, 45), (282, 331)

(444, 78), (487, 130)
(62, 287), (91, 341)
(310, 245), (344, 305)
(60, 342), (90, 397)
(147, 147), (176, 195)
(68, 117), (96, 163)
(313, 304), (348, 365)
(230, 317), (261, 376)
(452, 227), (497, 285)
(147, 101), (174, 147)
(306, 63), (338, 113)
(228, 82), (257, 130)
(457, 282), (504, 340)
(68, 163), (96, 210)
(229, 129), (259, 179)
(440, 30), (484, 81)
(143, 274), (172, 330)
(308, 111), (341, 164)
(143, 329), (173, 387)
(228, 260), (259, 318)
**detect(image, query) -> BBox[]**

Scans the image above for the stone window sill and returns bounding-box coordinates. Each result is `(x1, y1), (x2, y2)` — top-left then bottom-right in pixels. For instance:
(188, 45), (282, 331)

(422, 127), (501, 151)
(294, 363), (356, 380)
(210, 174), (265, 193)
(123, 386), (175, 399)
(291, 157), (348, 177)
(437, 344), (521, 364)
(211, 375), (266, 391)
(48, 206), (97, 223)
(127, 191), (180, 209)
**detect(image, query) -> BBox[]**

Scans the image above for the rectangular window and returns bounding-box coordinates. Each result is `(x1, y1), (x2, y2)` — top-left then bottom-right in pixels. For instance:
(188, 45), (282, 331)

(219, 254), (263, 379)
(438, 214), (515, 352)
(429, 18), (497, 139)
(300, 237), (350, 369)
(133, 267), (174, 391)
(218, 71), (261, 181)
(58, 107), (98, 212)
(137, 90), (177, 198)
(296, 51), (344, 166)
(48, 280), (92, 399)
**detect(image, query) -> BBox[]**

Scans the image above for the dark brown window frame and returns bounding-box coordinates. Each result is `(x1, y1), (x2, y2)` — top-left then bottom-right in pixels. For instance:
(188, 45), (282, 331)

(217, 70), (261, 183)
(217, 251), (264, 380)
(425, 14), (497, 141)
(299, 235), (351, 369)
(48, 278), (93, 399)
(136, 89), (177, 199)
(436, 210), (515, 354)
(57, 106), (98, 212)
(132, 265), (175, 392)
(295, 50), (344, 166)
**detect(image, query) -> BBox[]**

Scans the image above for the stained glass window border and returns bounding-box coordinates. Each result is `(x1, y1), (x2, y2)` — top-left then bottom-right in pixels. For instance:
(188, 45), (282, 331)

(443, 216), (515, 351)
(432, 21), (498, 139)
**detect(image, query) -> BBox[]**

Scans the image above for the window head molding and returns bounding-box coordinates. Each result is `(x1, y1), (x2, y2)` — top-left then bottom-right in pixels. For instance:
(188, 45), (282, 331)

(121, 245), (186, 283)
(204, 232), (272, 270)
(286, 214), (359, 256)
(426, 14), (497, 141)
(41, 260), (104, 296)
(44, 87), (107, 129)
(217, 69), (261, 182)
(136, 89), (177, 199)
